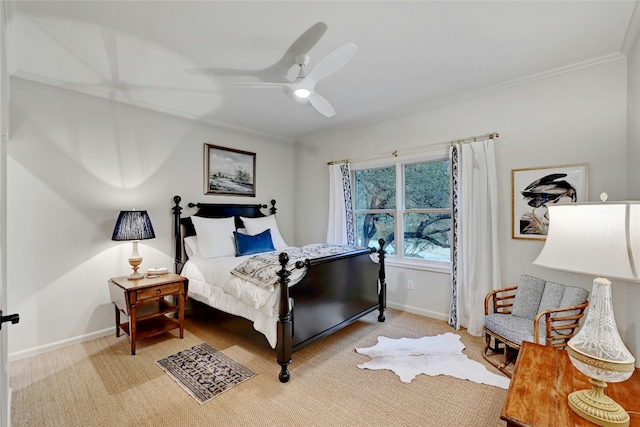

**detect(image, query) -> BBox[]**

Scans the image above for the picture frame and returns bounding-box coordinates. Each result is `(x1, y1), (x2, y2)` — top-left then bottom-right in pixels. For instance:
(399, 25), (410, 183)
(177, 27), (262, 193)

(204, 144), (256, 196)
(512, 163), (588, 240)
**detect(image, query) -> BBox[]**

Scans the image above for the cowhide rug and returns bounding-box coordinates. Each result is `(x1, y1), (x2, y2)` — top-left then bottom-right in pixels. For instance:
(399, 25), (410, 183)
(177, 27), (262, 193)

(355, 332), (510, 389)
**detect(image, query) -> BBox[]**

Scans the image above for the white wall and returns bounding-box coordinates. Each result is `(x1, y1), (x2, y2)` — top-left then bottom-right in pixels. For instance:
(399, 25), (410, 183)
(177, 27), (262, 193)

(296, 58), (640, 364)
(7, 77), (295, 359)
(626, 26), (640, 367)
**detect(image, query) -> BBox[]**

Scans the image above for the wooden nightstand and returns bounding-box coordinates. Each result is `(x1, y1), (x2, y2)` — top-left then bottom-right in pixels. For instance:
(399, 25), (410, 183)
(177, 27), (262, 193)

(108, 273), (189, 355)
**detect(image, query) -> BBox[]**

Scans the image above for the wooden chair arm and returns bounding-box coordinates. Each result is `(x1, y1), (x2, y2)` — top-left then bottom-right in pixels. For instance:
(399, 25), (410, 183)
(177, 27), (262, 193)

(484, 285), (518, 315)
(533, 300), (589, 347)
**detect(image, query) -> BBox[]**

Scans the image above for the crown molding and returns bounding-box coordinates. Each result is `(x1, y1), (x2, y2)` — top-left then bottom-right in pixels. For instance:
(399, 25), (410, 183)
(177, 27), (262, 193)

(299, 52), (626, 141)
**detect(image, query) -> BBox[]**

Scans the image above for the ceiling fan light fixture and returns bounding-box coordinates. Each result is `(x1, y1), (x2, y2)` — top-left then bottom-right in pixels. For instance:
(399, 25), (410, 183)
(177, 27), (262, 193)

(227, 42), (357, 117)
(294, 88), (311, 98)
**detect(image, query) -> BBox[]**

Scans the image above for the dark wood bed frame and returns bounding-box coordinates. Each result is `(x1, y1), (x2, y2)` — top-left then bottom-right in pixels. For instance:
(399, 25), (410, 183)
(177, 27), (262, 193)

(172, 195), (387, 382)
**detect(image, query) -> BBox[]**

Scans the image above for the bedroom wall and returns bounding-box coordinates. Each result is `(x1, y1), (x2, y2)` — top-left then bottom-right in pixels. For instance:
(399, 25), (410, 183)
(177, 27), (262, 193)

(295, 58), (640, 365)
(6, 77), (295, 359)
(626, 28), (640, 367)
(630, 31), (640, 202)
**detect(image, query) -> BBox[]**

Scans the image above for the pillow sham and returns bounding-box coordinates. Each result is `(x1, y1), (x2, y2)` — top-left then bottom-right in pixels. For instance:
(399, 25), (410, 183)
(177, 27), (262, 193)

(234, 229), (276, 256)
(190, 216), (236, 259)
(184, 235), (200, 258)
(241, 215), (288, 250)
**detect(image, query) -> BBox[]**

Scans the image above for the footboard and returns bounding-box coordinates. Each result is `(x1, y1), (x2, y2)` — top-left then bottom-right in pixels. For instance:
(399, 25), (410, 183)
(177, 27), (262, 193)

(276, 240), (386, 382)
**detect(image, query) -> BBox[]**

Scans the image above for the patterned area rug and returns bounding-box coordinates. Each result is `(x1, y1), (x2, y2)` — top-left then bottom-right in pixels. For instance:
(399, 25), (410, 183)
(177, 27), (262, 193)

(156, 342), (255, 404)
(355, 332), (510, 389)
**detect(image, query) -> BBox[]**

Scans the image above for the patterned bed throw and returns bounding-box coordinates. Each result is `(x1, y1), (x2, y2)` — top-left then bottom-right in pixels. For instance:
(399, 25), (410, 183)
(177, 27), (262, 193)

(231, 243), (362, 290)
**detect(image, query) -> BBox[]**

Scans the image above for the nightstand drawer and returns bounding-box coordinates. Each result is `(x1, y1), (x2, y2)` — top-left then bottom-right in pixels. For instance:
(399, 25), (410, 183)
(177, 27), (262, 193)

(137, 282), (180, 300)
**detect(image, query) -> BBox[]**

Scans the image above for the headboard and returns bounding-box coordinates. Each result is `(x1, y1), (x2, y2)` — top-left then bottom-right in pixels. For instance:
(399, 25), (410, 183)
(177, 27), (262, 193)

(172, 195), (277, 272)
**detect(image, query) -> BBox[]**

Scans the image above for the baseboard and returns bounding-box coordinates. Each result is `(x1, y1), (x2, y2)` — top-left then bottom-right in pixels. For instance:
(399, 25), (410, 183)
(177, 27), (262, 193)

(8, 328), (113, 362)
(386, 301), (449, 321)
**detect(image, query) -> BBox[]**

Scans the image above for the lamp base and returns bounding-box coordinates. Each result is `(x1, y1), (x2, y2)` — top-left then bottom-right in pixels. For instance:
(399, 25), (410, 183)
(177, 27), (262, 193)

(127, 241), (143, 280)
(568, 378), (629, 427)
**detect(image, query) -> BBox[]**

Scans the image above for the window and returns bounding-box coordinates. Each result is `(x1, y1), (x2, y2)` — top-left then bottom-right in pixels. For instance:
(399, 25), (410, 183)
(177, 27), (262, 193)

(353, 155), (451, 266)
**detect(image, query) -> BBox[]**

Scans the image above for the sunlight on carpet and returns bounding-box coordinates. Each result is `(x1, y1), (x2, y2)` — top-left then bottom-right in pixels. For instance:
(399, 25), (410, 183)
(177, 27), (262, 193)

(355, 332), (511, 389)
(156, 342), (256, 404)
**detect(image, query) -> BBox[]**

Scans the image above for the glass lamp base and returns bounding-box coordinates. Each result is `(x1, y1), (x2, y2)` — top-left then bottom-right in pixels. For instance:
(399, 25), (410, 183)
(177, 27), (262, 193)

(568, 378), (629, 427)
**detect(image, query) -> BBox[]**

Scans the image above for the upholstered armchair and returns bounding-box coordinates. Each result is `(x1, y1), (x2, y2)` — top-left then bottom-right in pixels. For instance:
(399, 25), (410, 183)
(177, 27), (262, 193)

(483, 275), (589, 377)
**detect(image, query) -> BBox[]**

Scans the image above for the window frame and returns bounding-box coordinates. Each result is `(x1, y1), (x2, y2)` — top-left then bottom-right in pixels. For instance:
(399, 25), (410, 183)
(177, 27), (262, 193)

(351, 151), (452, 273)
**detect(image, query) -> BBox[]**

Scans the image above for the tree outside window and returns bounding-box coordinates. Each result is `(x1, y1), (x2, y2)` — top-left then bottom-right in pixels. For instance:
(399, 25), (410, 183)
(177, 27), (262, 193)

(353, 158), (451, 263)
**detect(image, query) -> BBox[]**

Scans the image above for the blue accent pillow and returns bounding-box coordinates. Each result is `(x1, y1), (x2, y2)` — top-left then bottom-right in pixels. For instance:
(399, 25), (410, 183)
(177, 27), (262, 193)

(234, 229), (276, 256)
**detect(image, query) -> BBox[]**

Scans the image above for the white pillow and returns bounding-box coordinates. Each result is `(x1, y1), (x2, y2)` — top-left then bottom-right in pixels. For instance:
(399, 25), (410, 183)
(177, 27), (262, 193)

(241, 215), (288, 250)
(190, 216), (236, 258)
(183, 235), (200, 258)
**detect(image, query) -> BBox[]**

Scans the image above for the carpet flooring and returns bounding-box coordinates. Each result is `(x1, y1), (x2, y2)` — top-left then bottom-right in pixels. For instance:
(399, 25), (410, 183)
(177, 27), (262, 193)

(9, 306), (509, 426)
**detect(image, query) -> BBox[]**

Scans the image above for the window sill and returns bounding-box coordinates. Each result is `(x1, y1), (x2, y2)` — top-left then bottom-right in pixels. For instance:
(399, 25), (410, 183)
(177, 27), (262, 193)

(385, 258), (452, 274)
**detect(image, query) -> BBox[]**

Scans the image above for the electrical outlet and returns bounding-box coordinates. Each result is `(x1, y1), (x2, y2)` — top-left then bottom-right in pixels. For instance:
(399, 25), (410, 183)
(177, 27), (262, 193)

(408, 280), (414, 290)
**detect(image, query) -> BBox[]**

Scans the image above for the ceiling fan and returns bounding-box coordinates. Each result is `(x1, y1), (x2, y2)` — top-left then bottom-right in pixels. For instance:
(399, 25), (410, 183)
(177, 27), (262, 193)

(226, 42), (358, 118)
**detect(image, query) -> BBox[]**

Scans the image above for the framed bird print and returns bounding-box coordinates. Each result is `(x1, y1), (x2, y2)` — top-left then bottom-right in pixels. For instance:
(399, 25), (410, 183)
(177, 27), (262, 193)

(512, 163), (588, 240)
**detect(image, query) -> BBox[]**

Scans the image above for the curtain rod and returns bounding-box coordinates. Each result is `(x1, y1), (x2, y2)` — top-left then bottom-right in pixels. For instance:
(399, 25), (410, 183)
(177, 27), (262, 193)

(327, 132), (499, 165)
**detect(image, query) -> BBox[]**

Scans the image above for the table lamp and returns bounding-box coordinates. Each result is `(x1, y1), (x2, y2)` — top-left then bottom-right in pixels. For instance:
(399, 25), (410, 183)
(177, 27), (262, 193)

(533, 195), (637, 427)
(111, 210), (156, 280)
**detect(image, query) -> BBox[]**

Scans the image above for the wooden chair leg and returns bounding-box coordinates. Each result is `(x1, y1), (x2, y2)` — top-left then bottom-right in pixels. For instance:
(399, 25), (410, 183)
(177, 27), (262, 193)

(483, 334), (506, 372)
(482, 333), (516, 378)
(486, 334), (504, 354)
(495, 345), (518, 378)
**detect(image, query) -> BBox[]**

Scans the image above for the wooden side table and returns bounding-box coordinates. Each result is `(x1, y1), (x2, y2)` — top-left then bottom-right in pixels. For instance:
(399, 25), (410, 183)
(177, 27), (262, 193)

(108, 273), (188, 355)
(501, 341), (640, 426)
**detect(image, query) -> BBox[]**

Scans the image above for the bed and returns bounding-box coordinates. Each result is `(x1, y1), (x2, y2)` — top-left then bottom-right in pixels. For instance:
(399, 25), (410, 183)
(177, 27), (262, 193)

(172, 195), (387, 382)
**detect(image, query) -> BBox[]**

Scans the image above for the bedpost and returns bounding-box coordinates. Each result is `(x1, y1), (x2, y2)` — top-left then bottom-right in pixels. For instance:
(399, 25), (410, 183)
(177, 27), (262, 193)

(172, 196), (183, 274)
(276, 252), (292, 383)
(270, 199), (277, 215)
(377, 238), (387, 322)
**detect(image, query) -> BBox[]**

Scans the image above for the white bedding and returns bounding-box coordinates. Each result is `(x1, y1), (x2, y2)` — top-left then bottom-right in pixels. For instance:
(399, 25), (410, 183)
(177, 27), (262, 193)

(182, 244), (378, 349)
(181, 249), (301, 348)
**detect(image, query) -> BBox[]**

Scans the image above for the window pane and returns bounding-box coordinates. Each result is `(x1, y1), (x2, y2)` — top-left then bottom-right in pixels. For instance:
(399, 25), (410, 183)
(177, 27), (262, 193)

(405, 161), (450, 209)
(354, 167), (396, 210)
(355, 213), (395, 254)
(403, 212), (451, 261)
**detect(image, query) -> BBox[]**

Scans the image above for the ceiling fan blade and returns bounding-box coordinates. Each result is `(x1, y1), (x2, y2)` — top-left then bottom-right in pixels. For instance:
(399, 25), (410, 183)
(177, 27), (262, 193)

(223, 41), (354, 118)
(306, 42), (358, 83)
(308, 92), (335, 118)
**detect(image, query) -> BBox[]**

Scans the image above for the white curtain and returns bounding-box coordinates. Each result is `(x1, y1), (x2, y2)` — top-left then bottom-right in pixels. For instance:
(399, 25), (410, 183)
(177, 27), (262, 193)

(449, 139), (501, 336)
(326, 162), (355, 245)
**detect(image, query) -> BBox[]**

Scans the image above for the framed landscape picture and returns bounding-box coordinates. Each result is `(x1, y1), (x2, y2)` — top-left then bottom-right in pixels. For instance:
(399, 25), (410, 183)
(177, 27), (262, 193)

(204, 144), (256, 196)
(512, 163), (588, 240)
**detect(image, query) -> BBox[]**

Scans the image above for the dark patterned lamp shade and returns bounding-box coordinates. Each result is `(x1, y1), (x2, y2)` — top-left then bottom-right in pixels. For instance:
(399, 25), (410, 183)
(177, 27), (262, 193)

(112, 210), (156, 241)
(112, 210), (155, 280)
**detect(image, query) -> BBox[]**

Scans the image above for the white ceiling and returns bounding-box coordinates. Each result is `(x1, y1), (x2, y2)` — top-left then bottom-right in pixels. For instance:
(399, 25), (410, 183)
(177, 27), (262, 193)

(8, 1), (639, 141)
